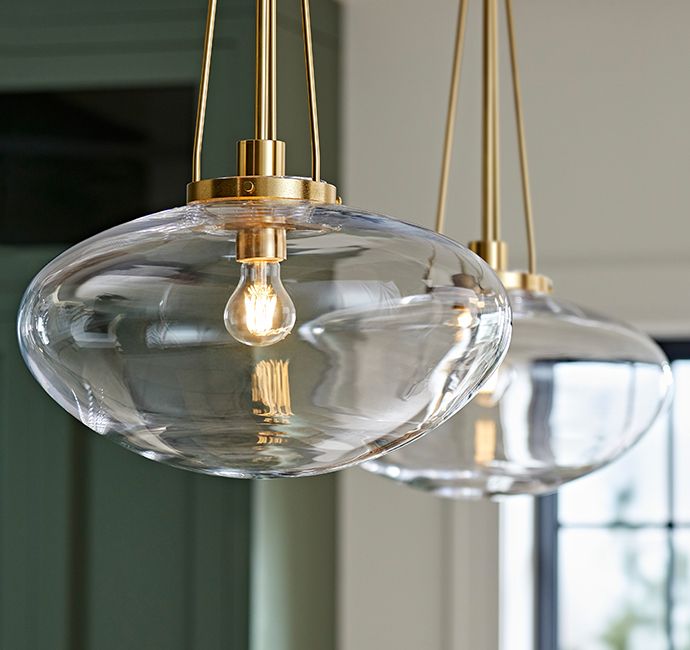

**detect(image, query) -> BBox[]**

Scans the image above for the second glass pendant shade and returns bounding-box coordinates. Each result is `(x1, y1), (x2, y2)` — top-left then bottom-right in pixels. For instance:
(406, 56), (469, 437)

(18, 201), (511, 478)
(362, 0), (671, 498)
(363, 287), (671, 498)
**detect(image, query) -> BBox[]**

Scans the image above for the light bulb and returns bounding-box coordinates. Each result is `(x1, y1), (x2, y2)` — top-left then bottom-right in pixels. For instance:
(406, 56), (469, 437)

(224, 260), (296, 347)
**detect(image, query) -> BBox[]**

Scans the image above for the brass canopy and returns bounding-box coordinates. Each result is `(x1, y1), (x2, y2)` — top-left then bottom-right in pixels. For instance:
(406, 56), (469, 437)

(187, 136), (337, 204)
(187, 174), (338, 205)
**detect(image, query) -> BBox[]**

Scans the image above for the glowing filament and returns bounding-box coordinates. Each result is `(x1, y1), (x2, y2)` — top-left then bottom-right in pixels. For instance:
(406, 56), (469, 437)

(245, 283), (278, 336)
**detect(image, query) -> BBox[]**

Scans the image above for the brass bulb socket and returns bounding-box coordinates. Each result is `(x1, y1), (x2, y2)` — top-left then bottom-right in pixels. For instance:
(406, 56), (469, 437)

(238, 139), (286, 176)
(236, 227), (287, 263)
(467, 239), (552, 293)
(468, 240), (509, 271)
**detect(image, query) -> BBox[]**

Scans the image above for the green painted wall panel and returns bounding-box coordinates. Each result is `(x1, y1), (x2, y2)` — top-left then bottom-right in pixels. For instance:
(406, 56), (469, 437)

(0, 248), (76, 650)
(250, 477), (336, 650)
(83, 439), (197, 650)
(0, 0), (340, 645)
(0, 324), (75, 649)
(0, 246), (254, 649)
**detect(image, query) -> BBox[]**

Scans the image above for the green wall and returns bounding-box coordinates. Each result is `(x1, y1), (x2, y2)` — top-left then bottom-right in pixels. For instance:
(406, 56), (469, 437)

(0, 0), (339, 648)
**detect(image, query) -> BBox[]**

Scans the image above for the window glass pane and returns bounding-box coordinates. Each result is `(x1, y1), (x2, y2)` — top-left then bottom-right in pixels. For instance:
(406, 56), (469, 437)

(558, 410), (669, 525)
(673, 361), (690, 522)
(559, 529), (668, 650)
(673, 530), (690, 649)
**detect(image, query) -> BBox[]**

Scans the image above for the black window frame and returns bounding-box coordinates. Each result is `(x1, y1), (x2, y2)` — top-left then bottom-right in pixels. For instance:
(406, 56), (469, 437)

(536, 339), (690, 650)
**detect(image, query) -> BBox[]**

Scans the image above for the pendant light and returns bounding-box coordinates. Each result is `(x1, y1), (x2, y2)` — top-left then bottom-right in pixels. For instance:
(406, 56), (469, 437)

(363, 0), (672, 498)
(17, 0), (512, 478)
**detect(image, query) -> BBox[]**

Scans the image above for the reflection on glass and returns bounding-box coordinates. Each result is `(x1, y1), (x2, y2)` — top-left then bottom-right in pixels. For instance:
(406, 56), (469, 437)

(560, 529), (668, 650)
(252, 359), (293, 422)
(474, 419), (497, 465)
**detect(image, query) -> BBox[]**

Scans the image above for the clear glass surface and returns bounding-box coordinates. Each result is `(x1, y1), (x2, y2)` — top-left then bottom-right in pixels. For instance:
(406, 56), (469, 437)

(560, 529), (668, 650)
(363, 289), (672, 498)
(559, 410), (669, 526)
(17, 201), (511, 478)
(673, 362), (690, 523)
(673, 530), (690, 650)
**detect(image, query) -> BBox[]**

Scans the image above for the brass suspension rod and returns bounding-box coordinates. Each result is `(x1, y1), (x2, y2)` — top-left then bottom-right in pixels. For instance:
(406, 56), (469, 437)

(505, 0), (537, 274)
(482, 0), (500, 242)
(435, 0), (469, 234)
(192, 0), (218, 183)
(301, 0), (321, 182)
(255, 0), (277, 140)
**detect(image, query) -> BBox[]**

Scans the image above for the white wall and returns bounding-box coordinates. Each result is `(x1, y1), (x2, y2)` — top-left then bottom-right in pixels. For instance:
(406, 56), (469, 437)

(337, 1), (690, 648)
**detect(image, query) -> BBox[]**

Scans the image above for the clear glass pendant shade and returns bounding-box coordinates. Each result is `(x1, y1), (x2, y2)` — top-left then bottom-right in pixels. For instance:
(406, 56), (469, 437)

(363, 289), (672, 498)
(18, 201), (511, 478)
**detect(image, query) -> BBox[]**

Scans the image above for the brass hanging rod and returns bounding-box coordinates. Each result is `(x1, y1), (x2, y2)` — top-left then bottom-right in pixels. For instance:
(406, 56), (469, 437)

(301, 0), (321, 183)
(435, 0), (468, 234)
(505, 0), (536, 275)
(482, 0), (500, 244)
(192, 0), (217, 184)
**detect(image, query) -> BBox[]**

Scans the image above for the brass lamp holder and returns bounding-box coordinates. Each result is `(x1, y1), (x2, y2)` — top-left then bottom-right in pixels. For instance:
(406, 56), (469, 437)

(437, 0), (552, 294)
(186, 0), (337, 206)
(467, 239), (552, 294)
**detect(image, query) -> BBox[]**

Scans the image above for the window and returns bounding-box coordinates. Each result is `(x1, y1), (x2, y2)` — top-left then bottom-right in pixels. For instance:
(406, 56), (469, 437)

(538, 340), (690, 650)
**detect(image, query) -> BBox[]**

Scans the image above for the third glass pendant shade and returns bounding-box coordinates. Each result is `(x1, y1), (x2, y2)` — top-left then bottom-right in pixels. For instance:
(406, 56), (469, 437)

(16, 0), (511, 478)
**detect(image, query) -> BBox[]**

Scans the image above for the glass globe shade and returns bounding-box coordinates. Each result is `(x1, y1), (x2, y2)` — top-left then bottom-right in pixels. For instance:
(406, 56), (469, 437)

(362, 288), (672, 498)
(17, 201), (511, 478)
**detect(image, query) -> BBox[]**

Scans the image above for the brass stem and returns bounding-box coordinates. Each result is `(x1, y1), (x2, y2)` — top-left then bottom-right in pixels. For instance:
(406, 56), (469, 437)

(505, 0), (537, 274)
(482, 0), (500, 242)
(269, 0), (277, 137)
(255, 0), (277, 140)
(301, 0), (321, 182)
(435, 0), (469, 235)
(192, 0), (218, 183)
